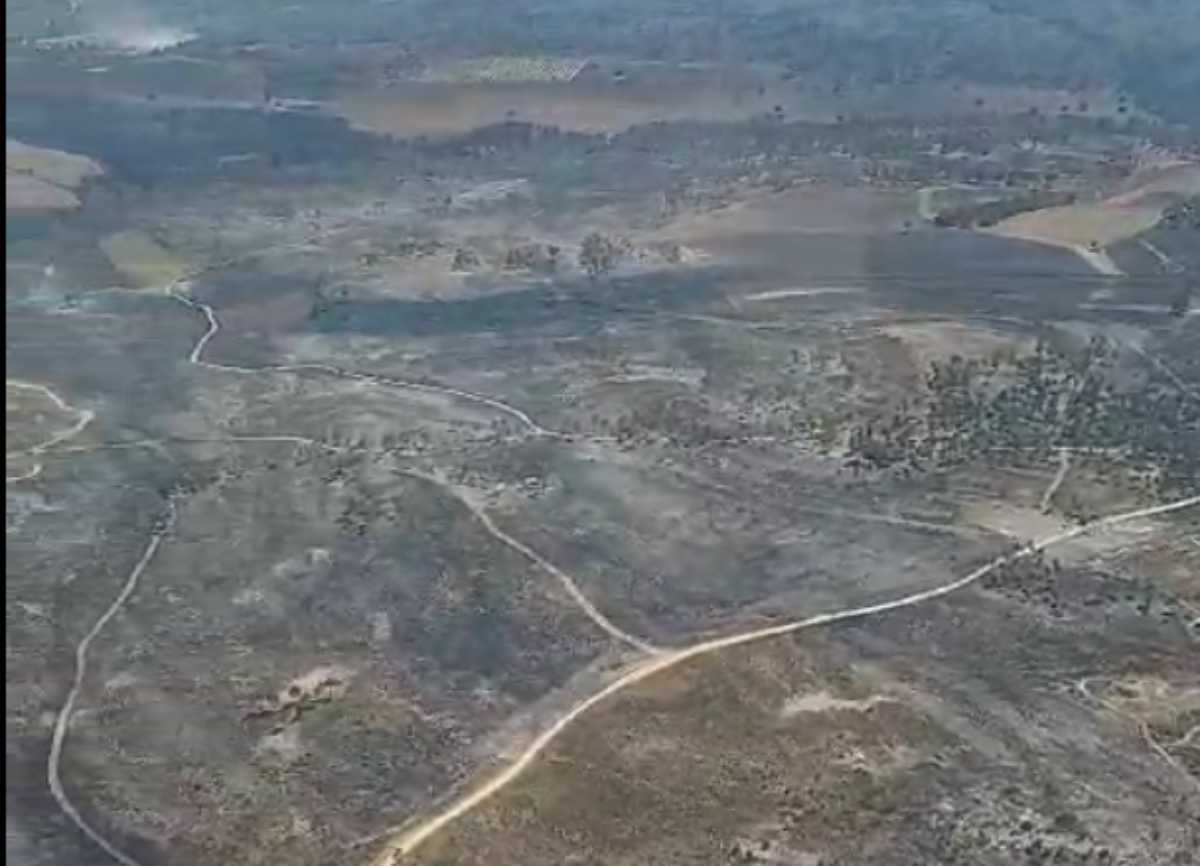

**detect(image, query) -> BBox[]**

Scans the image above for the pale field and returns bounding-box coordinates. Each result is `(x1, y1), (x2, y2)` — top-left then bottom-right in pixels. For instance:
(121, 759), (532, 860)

(332, 75), (831, 136)
(5, 173), (81, 212)
(6, 138), (104, 212)
(418, 56), (592, 84)
(6, 138), (104, 188)
(657, 183), (920, 243)
(985, 162), (1200, 249)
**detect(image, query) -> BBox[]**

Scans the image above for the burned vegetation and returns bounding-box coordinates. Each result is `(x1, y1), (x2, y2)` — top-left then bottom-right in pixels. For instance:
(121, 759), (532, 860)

(847, 336), (1199, 498)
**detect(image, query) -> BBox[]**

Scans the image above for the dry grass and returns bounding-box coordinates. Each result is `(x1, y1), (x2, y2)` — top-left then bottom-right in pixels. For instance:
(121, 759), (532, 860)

(985, 203), (1163, 249)
(984, 162), (1200, 250)
(333, 68), (824, 136)
(100, 231), (188, 288)
(418, 639), (938, 866)
(6, 173), (81, 212)
(6, 139), (104, 212)
(418, 56), (592, 84)
(6, 138), (104, 188)
(6, 383), (74, 453)
(880, 321), (1030, 370)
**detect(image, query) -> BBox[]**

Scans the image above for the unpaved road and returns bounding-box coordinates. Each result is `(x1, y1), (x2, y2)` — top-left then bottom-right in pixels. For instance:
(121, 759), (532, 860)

(370, 494), (1200, 864)
(46, 497), (179, 866)
(1138, 238), (1181, 274)
(172, 293), (661, 649)
(1040, 448), (1072, 514)
(28, 275), (1200, 866)
(1121, 338), (1200, 405)
(397, 469), (660, 655)
(1069, 244), (1124, 276)
(6, 379), (96, 483)
(169, 288), (559, 436)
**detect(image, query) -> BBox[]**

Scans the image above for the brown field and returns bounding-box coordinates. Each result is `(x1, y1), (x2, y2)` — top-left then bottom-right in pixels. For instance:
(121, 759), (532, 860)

(333, 78), (820, 137)
(985, 161), (1200, 252)
(333, 71), (1147, 139)
(6, 173), (82, 212)
(6, 138), (104, 213)
(657, 183), (919, 242)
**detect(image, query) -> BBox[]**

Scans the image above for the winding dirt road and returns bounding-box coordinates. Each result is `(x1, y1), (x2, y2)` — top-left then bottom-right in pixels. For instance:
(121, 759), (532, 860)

(46, 497), (179, 866)
(369, 494), (1200, 864)
(397, 469), (660, 655)
(27, 274), (1199, 866)
(6, 379), (96, 483)
(169, 289), (558, 436)
(169, 291), (649, 649)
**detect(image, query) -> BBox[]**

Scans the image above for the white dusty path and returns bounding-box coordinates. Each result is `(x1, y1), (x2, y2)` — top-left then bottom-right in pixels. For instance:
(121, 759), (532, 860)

(1070, 244), (1124, 276)
(6, 379), (96, 483)
(168, 290), (558, 436)
(26, 267), (1200, 866)
(1138, 239), (1181, 274)
(370, 494), (1200, 864)
(1122, 339), (1200, 405)
(46, 497), (179, 866)
(1037, 236), (1198, 405)
(1040, 448), (1072, 514)
(6, 463), (45, 483)
(168, 290), (655, 651)
(397, 469), (659, 655)
(915, 185), (1126, 275)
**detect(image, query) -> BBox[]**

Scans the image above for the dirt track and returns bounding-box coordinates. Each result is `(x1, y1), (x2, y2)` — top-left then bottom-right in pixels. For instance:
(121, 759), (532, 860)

(46, 498), (179, 866)
(369, 494), (1200, 864)
(6, 379), (96, 483)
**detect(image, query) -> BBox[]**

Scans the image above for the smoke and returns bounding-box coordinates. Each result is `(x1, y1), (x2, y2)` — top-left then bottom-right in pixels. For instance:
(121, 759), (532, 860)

(76, 0), (196, 54)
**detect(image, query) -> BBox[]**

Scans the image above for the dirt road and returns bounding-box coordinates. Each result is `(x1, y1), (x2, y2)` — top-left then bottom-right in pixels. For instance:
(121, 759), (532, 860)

(370, 494), (1200, 864)
(46, 497), (179, 866)
(169, 289), (559, 436)
(6, 379), (96, 483)
(397, 469), (660, 654)
(1040, 448), (1072, 514)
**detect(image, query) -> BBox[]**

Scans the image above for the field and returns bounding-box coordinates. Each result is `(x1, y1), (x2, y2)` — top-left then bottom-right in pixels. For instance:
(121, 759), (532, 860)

(984, 162), (1200, 266)
(6, 138), (105, 213)
(99, 231), (188, 289)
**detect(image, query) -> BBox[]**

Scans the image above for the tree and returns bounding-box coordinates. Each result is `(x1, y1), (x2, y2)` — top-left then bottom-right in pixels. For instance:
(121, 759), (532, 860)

(451, 247), (479, 271)
(579, 232), (619, 279)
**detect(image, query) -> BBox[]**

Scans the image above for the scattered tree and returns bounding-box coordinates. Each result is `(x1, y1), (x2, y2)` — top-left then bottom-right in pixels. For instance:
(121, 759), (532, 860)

(579, 232), (622, 279)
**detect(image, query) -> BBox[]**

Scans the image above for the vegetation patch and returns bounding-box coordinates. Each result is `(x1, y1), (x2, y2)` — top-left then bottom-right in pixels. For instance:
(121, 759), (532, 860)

(99, 231), (188, 288)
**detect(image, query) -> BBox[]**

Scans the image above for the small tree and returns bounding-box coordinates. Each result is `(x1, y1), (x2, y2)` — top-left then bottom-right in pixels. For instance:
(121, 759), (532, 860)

(451, 247), (479, 271)
(579, 232), (618, 279)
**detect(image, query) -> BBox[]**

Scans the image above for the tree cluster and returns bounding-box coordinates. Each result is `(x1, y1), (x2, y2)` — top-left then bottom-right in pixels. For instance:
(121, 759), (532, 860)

(579, 232), (629, 279)
(847, 336), (1199, 497)
(933, 190), (1077, 229)
(1161, 195), (1200, 230)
